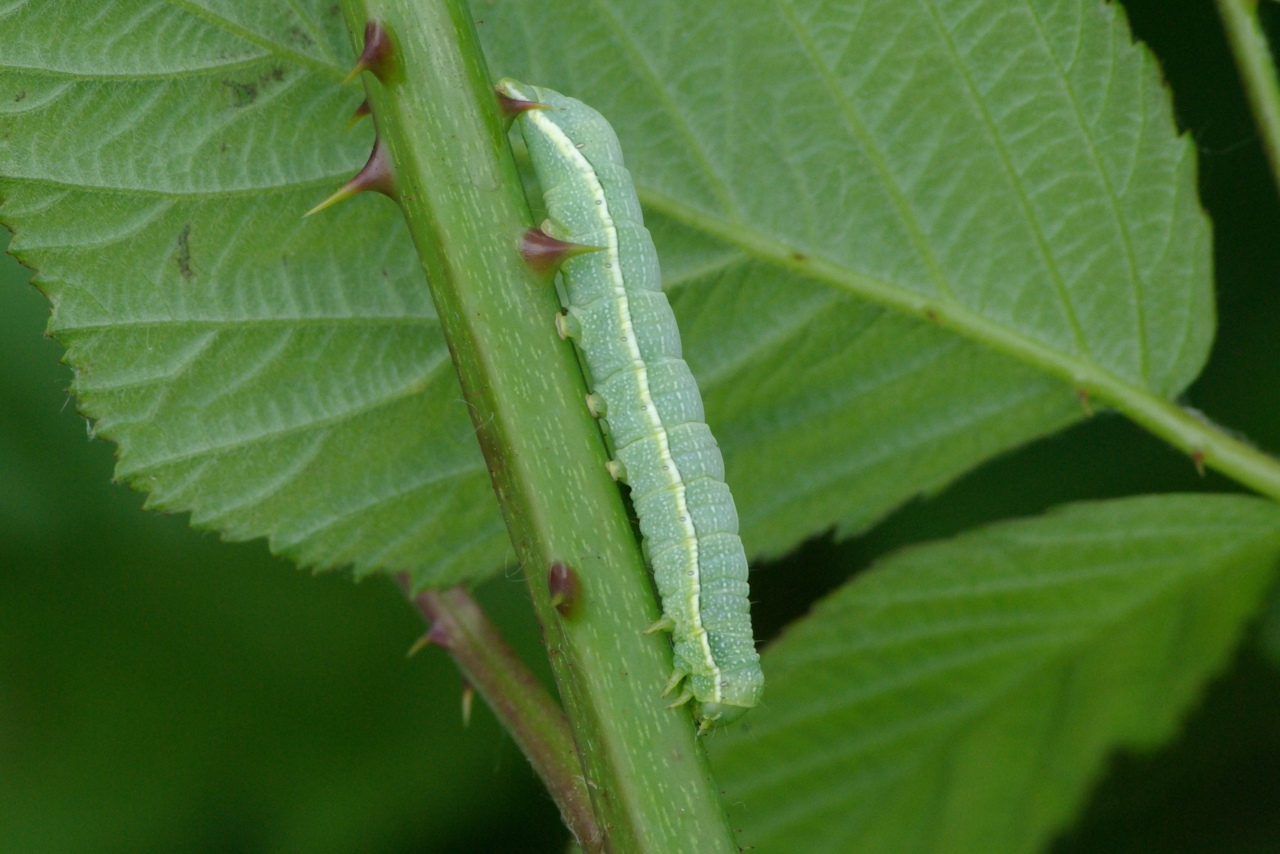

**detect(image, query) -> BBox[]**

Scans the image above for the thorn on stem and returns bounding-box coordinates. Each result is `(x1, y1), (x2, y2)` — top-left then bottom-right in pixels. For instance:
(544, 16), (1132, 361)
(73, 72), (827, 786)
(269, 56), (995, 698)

(1191, 448), (1206, 476)
(520, 227), (603, 275)
(344, 20), (394, 83)
(304, 135), (396, 216)
(346, 98), (371, 130)
(1076, 388), (1093, 416)
(548, 562), (581, 618)
(495, 87), (550, 119)
(406, 622), (450, 656)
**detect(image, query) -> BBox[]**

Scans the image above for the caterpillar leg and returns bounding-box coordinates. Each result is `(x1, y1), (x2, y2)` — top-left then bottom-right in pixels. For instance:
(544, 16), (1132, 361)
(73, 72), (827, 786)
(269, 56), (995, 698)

(697, 701), (752, 732)
(644, 616), (675, 635)
(585, 392), (606, 417)
(667, 689), (694, 709)
(661, 668), (687, 697)
(605, 459), (626, 482)
(555, 310), (582, 341)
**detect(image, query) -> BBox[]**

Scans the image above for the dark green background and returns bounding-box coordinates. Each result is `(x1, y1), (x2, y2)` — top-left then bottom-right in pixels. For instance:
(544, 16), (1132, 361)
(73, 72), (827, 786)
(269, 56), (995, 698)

(3, 1), (1278, 851)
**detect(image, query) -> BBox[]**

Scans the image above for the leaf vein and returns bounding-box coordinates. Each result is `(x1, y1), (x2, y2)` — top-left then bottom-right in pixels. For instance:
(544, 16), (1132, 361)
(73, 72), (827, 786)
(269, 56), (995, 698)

(119, 350), (453, 476)
(158, 0), (344, 79)
(918, 0), (1089, 355)
(587, 0), (742, 217)
(1024, 0), (1150, 386)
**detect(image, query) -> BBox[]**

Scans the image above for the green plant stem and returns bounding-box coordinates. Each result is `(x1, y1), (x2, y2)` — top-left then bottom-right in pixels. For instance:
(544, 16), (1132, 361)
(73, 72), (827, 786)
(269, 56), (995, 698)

(336, 2), (739, 852)
(1216, 0), (1280, 196)
(643, 191), (1280, 504)
(397, 578), (603, 854)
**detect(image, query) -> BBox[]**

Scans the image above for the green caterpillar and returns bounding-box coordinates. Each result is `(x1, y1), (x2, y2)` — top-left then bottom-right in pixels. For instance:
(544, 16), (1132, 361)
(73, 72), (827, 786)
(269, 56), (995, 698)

(499, 79), (763, 730)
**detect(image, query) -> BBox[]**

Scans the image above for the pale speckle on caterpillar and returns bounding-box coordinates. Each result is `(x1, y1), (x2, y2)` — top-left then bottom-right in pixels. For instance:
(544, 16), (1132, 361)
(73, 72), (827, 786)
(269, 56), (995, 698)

(498, 79), (763, 731)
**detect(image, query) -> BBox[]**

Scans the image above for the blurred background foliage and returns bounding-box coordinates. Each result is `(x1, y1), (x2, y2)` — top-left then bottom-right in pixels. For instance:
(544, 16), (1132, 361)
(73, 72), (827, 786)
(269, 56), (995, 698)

(2, 0), (1279, 851)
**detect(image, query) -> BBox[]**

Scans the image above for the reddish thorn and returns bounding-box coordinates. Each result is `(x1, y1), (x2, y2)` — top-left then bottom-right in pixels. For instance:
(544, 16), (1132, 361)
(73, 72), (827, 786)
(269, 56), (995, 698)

(1191, 449), (1206, 477)
(496, 88), (550, 119)
(344, 21), (394, 83)
(1076, 388), (1093, 417)
(406, 622), (450, 656)
(346, 98), (371, 130)
(548, 562), (581, 618)
(304, 135), (396, 216)
(520, 227), (603, 275)
(426, 622), (450, 648)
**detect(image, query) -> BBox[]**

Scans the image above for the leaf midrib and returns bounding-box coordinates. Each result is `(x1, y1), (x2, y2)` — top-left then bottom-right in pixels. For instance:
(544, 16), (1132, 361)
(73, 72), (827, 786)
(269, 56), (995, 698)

(1, 172), (356, 200)
(646, 175), (1280, 505)
(636, 187), (1185, 443)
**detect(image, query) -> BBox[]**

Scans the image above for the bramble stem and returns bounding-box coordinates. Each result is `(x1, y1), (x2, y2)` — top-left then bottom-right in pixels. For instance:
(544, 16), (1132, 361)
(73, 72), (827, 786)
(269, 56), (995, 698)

(397, 578), (603, 853)
(336, 2), (740, 851)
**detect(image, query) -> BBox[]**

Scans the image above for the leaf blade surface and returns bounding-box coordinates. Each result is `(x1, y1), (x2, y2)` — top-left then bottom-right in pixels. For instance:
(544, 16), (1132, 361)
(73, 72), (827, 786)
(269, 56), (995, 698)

(709, 495), (1280, 853)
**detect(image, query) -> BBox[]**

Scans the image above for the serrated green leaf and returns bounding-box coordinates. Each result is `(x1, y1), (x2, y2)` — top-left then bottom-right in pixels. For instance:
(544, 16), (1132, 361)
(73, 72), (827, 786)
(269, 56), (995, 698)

(0, 2), (509, 586)
(708, 495), (1280, 854)
(1, 0), (1208, 581)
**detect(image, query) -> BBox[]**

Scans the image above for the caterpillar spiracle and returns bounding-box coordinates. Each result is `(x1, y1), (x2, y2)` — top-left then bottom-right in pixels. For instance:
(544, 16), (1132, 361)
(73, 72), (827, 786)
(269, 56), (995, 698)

(498, 79), (764, 730)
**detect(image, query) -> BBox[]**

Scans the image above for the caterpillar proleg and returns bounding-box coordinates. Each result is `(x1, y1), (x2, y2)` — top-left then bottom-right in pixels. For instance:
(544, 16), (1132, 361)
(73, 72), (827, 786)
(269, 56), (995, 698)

(498, 79), (763, 730)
